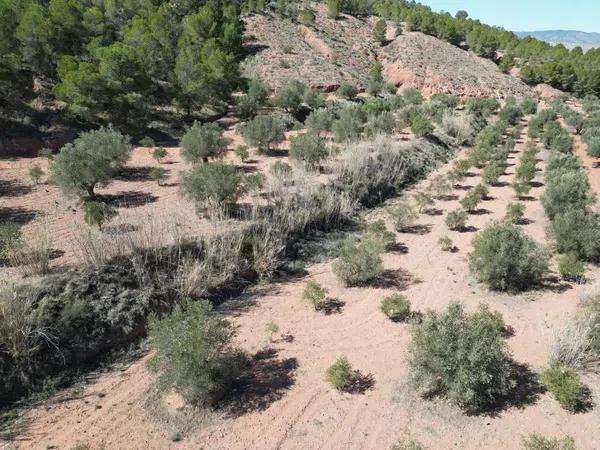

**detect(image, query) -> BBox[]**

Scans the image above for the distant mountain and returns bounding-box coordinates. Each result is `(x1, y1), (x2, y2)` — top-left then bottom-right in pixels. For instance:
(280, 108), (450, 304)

(515, 30), (600, 50)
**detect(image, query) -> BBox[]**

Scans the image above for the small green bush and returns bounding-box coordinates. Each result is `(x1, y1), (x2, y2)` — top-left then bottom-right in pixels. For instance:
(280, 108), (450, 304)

(388, 201), (418, 232)
(365, 220), (395, 245)
(551, 210), (600, 262)
(373, 19), (387, 45)
(428, 174), (452, 199)
(332, 104), (366, 142)
(499, 105), (523, 125)
(483, 161), (505, 185)
(139, 136), (155, 148)
(338, 81), (358, 101)
(152, 146), (167, 162)
(298, 8), (316, 25)
(303, 280), (328, 310)
(468, 221), (549, 291)
(402, 87), (423, 105)
(540, 364), (587, 412)
(391, 439), (426, 450)
(438, 235), (454, 251)
(149, 166), (167, 185)
(181, 122), (231, 164)
(505, 202), (525, 224)
(289, 132), (328, 169)
(245, 173), (265, 193)
(542, 171), (595, 220)
(409, 303), (513, 413)
(445, 209), (468, 231)
(460, 184), (488, 212)
(520, 97), (538, 115)
(413, 191), (434, 213)
(38, 147), (54, 160)
(333, 236), (383, 286)
(306, 108), (334, 135)
(380, 294), (411, 322)
(0, 221), (22, 265)
(240, 115), (286, 153)
(181, 162), (243, 212)
(558, 253), (585, 282)
(522, 434), (576, 450)
(326, 356), (358, 391)
(410, 114), (434, 138)
(234, 145), (250, 162)
(513, 180), (532, 198)
(28, 164), (44, 184)
(270, 160), (293, 178)
(84, 201), (117, 230)
(148, 300), (247, 406)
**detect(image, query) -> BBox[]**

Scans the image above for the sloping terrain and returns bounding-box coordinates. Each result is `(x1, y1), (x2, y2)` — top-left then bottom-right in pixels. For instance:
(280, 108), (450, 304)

(243, 7), (533, 98)
(516, 30), (600, 50)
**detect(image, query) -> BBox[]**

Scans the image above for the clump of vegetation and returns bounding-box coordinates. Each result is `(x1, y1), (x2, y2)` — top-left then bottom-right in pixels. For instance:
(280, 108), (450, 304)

(270, 160), (293, 178)
(326, 356), (358, 392)
(139, 136), (155, 148)
(409, 303), (513, 413)
(365, 220), (395, 246)
(445, 209), (468, 231)
(468, 222), (549, 291)
(522, 434), (576, 450)
(413, 191), (434, 213)
(50, 126), (132, 200)
(84, 201), (117, 230)
(391, 439), (426, 450)
(234, 145), (250, 162)
(289, 132), (328, 169)
(306, 108), (334, 135)
(338, 81), (358, 101)
(505, 202), (525, 224)
(38, 148), (54, 160)
(428, 174), (453, 199)
(380, 294), (411, 322)
(333, 236), (383, 286)
(373, 19), (387, 45)
(438, 235), (454, 252)
(558, 253), (585, 283)
(240, 115), (286, 153)
(245, 173), (265, 193)
(181, 122), (231, 164)
(181, 162), (243, 213)
(152, 146), (168, 163)
(410, 115), (434, 138)
(303, 280), (328, 310)
(148, 300), (247, 407)
(0, 221), (22, 265)
(460, 183), (488, 213)
(550, 210), (600, 262)
(332, 104), (366, 142)
(388, 201), (418, 232)
(540, 364), (588, 412)
(28, 164), (44, 184)
(149, 167), (167, 186)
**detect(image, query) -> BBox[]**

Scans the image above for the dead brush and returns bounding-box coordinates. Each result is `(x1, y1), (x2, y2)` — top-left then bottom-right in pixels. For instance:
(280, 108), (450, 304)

(8, 229), (51, 277)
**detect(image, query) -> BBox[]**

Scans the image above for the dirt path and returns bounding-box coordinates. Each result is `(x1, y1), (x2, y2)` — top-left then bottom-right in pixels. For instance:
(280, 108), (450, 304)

(14, 123), (600, 450)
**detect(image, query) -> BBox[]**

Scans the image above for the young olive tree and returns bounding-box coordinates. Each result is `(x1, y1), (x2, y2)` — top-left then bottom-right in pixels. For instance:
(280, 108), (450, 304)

(181, 122), (231, 164)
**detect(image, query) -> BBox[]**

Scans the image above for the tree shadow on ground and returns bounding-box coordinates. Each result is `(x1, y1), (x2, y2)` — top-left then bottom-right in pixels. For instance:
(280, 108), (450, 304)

(469, 208), (492, 216)
(115, 166), (154, 182)
(423, 207), (443, 216)
(0, 207), (39, 224)
(101, 191), (158, 208)
(401, 224), (432, 235)
(226, 348), (297, 416)
(386, 241), (409, 254)
(540, 275), (573, 294)
(346, 372), (376, 394)
(435, 194), (459, 201)
(0, 179), (33, 197)
(316, 298), (345, 315)
(370, 268), (416, 290)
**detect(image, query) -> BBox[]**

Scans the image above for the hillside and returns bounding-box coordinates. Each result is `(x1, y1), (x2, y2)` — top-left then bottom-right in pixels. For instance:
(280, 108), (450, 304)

(243, 7), (532, 98)
(516, 30), (600, 50)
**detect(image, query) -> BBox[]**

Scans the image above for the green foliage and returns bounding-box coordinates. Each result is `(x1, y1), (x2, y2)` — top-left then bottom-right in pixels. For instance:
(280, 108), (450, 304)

(181, 162), (243, 212)
(542, 171), (595, 220)
(541, 365), (587, 412)
(28, 164), (44, 184)
(388, 200), (418, 232)
(438, 235), (454, 251)
(326, 0), (341, 19)
(152, 147), (167, 163)
(380, 294), (411, 322)
(410, 114), (434, 138)
(365, 220), (395, 245)
(391, 439), (426, 450)
(270, 160), (292, 178)
(460, 184), (488, 212)
(0, 221), (21, 265)
(558, 253), (585, 282)
(50, 126), (132, 200)
(373, 19), (387, 45)
(306, 108), (334, 135)
(402, 87), (423, 106)
(445, 209), (468, 231)
(303, 280), (328, 310)
(83, 201), (117, 230)
(240, 115), (286, 153)
(483, 161), (505, 185)
(148, 300), (246, 407)
(139, 136), (155, 148)
(244, 172), (265, 193)
(505, 202), (525, 224)
(365, 111), (396, 136)
(298, 8), (316, 26)
(333, 236), (383, 286)
(409, 303), (513, 413)
(37, 148), (54, 160)
(234, 145), (250, 162)
(181, 122), (230, 164)
(289, 132), (328, 169)
(428, 174), (452, 199)
(522, 434), (576, 450)
(274, 80), (309, 117)
(413, 191), (433, 213)
(550, 210), (600, 262)
(520, 97), (538, 115)
(332, 104), (366, 142)
(469, 221), (549, 291)
(149, 167), (167, 185)
(499, 105), (523, 126)
(466, 98), (499, 117)
(326, 356), (358, 391)
(338, 81), (358, 101)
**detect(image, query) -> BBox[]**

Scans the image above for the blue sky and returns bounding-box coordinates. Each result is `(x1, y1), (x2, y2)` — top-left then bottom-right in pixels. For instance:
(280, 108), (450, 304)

(418, 0), (599, 33)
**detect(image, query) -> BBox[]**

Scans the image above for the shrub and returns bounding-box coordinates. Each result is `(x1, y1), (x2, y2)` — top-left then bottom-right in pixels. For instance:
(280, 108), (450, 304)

(523, 435), (576, 450)
(586, 136), (600, 157)
(181, 162), (243, 212)
(391, 439), (426, 450)
(565, 111), (584, 134)
(442, 112), (474, 144)
(468, 221), (549, 291)
(306, 108), (334, 135)
(240, 115), (286, 153)
(428, 174), (452, 199)
(245, 173), (265, 193)
(520, 97), (538, 115)
(380, 294), (411, 322)
(152, 146), (167, 162)
(365, 220), (395, 245)
(413, 191), (433, 213)
(466, 97), (499, 116)
(326, 356), (358, 391)
(270, 160), (293, 178)
(483, 161), (505, 185)
(460, 187), (484, 212)
(505, 202), (525, 224)
(388, 201), (418, 232)
(298, 8), (316, 25)
(373, 19), (387, 45)
(551, 132), (574, 154)
(333, 104), (366, 142)
(149, 167), (167, 185)
(38, 147), (54, 160)
(540, 365), (587, 412)
(274, 80), (307, 116)
(365, 111), (396, 136)
(542, 171), (595, 220)
(303, 280), (328, 310)
(402, 87), (423, 105)
(512, 180), (531, 199)
(0, 221), (22, 265)
(28, 164), (44, 184)
(181, 122), (231, 164)
(338, 81), (358, 101)
(289, 132), (328, 169)
(550, 210), (600, 262)
(445, 209), (468, 231)
(499, 105), (523, 125)
(326, 0), (340, 19)
(148, 300), (247, 406)
(409, 303), (513, 413)
(438, 235), (454, 251)
(410, 114), (434, 137)
(333, 236), (383, 286)
(139, 136), (155, 148)
(50, 126), (132, 200)
(558, 253), (585, 282)
(84, 201), (117, 230)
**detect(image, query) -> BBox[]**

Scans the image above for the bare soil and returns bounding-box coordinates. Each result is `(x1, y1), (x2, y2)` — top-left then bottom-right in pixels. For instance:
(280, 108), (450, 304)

(12, 121), (600, 450)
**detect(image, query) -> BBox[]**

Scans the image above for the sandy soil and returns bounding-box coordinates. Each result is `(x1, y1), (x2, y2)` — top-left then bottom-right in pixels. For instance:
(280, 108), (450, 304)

(11, 121), (600, 450)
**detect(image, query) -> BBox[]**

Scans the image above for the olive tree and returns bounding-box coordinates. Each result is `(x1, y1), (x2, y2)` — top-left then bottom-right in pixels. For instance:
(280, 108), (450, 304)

(50, 126), (132, 200)
(181, 122), (231, 164)
(181, 161), (243, 212)
(240, 115), (286, 153)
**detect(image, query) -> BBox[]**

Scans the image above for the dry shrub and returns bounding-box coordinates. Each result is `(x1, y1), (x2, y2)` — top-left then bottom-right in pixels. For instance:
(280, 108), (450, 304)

(442, 112), (475, 144)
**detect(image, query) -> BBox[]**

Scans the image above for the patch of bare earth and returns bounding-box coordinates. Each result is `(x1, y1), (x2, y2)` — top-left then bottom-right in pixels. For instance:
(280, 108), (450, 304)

(15, 121), (600, 450)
